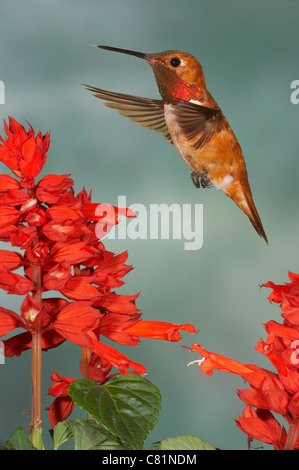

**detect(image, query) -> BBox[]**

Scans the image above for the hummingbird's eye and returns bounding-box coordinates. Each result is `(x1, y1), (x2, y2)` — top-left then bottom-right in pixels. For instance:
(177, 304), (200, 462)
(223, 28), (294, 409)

(169, 57), (181, 68)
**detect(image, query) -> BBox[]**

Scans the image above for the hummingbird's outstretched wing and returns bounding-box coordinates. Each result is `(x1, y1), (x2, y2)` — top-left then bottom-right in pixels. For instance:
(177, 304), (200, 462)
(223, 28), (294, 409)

(169, 100), (222, 150)
(83, 85), (174, 144)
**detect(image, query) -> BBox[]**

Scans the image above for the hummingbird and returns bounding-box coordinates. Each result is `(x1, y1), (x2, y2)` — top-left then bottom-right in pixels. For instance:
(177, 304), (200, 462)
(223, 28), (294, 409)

(84, 45), (268, 243)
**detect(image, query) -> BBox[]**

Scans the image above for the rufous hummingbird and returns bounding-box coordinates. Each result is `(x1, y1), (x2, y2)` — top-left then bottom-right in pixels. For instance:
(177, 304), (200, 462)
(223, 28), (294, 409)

(84, 45), (268, 243)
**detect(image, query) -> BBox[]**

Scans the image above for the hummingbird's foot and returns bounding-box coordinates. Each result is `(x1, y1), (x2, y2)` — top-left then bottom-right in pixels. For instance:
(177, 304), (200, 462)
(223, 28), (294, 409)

(201, 172), (213, 188)
(190, 171), (201, 188)
(190, 171), (213, 189)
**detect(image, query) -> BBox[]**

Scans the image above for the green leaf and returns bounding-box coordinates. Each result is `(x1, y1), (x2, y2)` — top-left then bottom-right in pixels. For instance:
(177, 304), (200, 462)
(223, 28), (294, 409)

(69, 375), (161, 450)
(68, 419), (128, 450)
(4, 427), (37, 450)
(49, 420), (73, 450)
(151, 434), (216, 451)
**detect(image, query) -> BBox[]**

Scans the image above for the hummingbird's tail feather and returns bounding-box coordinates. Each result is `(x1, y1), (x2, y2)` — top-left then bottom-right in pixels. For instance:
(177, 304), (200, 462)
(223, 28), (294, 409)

(244, 192), (268, 244)
(224, 181), (268, 244)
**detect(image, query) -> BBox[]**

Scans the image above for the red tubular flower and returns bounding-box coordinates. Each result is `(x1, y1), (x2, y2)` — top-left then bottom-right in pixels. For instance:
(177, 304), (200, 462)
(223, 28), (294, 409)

(99, 292), (140, 315)
(288, 392), (299, 419)
(59, 277), (101, 301)
(21, 294), (42, 328)
(89, 336), (147, 376)
(0, 307), (24, 335)
(83, 202), (135, 225)
(125, 320), (197, 342)
(192, 272), (299, 450)
(47, 371), (76, 427)
(81, 354), (113, 383)
(0, 189), (30, 206)
(3, 330), (66, 357)
(0, 117), (49, 177)
(93, 251), (133, 288)
(51, 301), (100, 347)
(235, 406), (287, 450)
(0, 117), (197, 431)
(43, 261), (72, 290)
(10, 225), (37, 248)
(0, 174), (21, 191)
(0, 250), (23, 270)
(35, 174), (74, 204)
(49, 240), (95, 264)
(96, 313), (142, 346)
(0, 206), (20, 226)
(0, 265), (34, 295)
(192, 345), (274, 389)
(47, 357), (115, 427)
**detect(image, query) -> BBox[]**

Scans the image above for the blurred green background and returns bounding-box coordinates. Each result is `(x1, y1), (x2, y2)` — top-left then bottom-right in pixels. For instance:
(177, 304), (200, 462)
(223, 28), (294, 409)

(0, 0), (298, 450)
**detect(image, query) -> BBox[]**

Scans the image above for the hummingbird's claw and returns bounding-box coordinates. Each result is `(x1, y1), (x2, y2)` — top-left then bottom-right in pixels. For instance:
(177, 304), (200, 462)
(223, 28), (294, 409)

(190, 171), (213, 189)
(191, 171), (201, 188)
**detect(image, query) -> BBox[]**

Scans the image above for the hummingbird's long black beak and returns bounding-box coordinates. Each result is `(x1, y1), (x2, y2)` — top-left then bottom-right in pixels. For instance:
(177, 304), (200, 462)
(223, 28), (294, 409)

(93, 45), (152, 62)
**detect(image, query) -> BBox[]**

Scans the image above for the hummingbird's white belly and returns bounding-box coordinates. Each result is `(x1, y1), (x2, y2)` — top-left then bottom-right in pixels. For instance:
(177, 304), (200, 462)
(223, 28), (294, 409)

(163, 103), (198, 170)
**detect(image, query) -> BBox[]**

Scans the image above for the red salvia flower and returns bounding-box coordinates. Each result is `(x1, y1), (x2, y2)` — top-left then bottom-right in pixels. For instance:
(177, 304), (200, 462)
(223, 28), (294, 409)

(235, 406), (287, 450)
(0, 117), (50, 177)
(47, 371), (77, 427)
(0, 117), (197, 428)
(191, 272), (299, 450)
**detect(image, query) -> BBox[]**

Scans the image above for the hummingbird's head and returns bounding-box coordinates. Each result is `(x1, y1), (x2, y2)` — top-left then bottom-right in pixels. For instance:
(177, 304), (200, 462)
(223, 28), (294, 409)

(146, 50), (205, 86)
(146, 50), (207, 103)
(96, 46), (206, 103)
